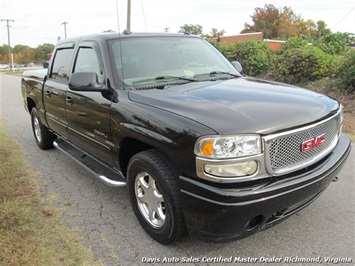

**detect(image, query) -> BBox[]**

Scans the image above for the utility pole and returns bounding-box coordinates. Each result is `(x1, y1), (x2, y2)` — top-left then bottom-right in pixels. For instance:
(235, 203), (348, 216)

(1, 19), (15, 70)
(61, 22), (68, 38)
(127, 0), (131, 32)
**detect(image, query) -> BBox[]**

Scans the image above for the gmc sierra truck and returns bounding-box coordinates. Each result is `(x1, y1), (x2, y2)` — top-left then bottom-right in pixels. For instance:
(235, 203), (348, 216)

(21, 32), (351, 244)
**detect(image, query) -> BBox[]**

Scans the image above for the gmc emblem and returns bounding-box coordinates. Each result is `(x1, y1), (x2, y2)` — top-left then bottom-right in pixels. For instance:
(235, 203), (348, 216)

(301, 133), (326, 152)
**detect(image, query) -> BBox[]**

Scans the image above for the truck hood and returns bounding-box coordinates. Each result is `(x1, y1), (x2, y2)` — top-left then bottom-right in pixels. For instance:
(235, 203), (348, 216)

(128, 77), (339, 135)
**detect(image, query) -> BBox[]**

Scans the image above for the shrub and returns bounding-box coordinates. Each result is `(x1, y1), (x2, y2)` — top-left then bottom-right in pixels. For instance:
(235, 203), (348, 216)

(277, 37), (309, 54)
(219, 44), (237, 62)
(314, 33), (351, 55)
(337, 49), (355, 92)
(233, 41), (274, 76)
(274, 45), (335, 84)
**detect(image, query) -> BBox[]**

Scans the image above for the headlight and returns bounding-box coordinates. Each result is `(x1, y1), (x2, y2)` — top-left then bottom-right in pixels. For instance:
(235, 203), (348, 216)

(195, 134), (262, 159)
(204, 161), (259, 177)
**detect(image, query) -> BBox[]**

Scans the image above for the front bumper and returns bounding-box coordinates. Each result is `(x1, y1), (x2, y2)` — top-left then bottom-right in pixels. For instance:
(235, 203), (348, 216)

(179, 133), (351, 242)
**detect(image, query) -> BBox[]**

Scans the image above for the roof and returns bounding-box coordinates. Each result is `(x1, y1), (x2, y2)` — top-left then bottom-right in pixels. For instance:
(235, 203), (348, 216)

(56, 32), (200, 47)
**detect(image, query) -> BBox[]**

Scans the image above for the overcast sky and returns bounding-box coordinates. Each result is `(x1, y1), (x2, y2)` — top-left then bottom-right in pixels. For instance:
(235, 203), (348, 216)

(1, 0), (355, 48)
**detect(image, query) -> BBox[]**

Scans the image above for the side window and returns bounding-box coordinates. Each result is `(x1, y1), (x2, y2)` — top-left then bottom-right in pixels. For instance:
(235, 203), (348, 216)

(74, 47), (103, 83)
(49, 48), (74, 84)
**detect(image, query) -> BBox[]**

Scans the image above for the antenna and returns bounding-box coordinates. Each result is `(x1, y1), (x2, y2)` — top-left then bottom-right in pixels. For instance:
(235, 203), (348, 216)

(141, 1), (147, 30)
(61, 22), (68, 38)
(127, 0), (131, 32)
(116, 0), (120, 32)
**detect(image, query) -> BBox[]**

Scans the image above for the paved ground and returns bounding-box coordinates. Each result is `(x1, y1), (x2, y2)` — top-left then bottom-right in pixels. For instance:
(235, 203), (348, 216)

(1, 73), (354, 266)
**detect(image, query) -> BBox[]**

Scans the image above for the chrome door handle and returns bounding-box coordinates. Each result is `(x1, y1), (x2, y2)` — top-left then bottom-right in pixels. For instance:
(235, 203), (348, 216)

(66, 95), (74, 105)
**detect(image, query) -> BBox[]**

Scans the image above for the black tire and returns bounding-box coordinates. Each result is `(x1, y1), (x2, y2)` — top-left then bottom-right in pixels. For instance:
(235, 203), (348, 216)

(127, 149), (186, 244)
(30, 107), (56, 150)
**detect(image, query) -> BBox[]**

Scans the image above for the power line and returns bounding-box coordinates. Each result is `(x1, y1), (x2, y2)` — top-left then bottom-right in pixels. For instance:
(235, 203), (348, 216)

(331, 6), (355, 31)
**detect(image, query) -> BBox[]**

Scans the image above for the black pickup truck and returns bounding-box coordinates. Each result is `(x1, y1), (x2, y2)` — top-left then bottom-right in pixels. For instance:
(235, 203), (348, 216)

(21, 32), (351, 244)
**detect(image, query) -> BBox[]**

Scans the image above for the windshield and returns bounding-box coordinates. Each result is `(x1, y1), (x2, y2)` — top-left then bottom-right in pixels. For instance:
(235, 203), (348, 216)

(109, 36), (240, 86)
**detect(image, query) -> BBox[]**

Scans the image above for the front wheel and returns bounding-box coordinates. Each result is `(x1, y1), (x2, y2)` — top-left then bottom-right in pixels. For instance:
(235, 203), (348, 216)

(31, 107), (56, 150)
(127, 149), (186, 244)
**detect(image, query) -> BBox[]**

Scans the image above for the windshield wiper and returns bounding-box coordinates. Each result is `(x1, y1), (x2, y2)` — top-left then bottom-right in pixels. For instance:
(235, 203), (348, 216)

(208, 71), (241, 78)
(193, 71), (241, 81)
(132, 75), (196, 85)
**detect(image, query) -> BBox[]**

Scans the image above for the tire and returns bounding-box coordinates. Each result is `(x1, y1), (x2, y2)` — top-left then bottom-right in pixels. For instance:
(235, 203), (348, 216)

(127, 149), (186, 244)
(30, 107), (56, 150)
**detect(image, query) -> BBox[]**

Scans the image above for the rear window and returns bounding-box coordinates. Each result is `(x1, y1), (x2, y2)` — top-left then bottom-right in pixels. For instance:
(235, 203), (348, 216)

(49, 48), (75, 84)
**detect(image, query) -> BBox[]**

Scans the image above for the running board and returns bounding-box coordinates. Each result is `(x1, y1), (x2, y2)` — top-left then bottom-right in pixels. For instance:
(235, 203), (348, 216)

(53, 139), (126, 187)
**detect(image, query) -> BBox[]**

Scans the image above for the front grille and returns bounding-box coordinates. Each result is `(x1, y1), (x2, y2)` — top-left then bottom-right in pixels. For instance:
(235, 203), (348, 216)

(264, 113), (340, 175)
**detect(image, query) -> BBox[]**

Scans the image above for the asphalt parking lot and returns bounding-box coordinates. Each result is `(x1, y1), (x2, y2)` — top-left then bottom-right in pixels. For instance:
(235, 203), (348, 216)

(1, 73), (354, 265)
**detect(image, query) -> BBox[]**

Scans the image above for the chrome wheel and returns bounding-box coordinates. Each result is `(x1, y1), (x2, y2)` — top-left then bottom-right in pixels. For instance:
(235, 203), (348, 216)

(128, 150), (186, 244)
(33, 116), (42, 143)
(135, 171), (166, 228)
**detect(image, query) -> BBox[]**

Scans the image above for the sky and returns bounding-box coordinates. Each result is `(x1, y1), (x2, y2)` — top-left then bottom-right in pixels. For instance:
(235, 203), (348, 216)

(1, 0), (355, 48)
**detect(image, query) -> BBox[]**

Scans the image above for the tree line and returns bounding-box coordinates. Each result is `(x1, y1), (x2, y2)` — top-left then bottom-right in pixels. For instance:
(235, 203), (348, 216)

(0, 43), (54, 65)
(179, 4), (354, 44)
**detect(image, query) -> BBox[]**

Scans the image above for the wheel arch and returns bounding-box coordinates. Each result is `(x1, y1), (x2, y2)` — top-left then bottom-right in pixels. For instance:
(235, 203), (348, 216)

(27, 97), (36, 113)
(118, 136), (181, 179)
(119, 137), (154, 178)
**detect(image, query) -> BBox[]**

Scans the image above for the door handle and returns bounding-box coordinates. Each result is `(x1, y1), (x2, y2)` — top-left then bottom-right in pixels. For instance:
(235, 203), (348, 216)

(45, 90), (52, 97)
(66, 95), (74, 105)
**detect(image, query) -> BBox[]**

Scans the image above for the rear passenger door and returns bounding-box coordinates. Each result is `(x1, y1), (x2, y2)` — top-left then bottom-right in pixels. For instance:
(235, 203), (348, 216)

(66, 42), (113, 165)
(43, 43), (74, 139)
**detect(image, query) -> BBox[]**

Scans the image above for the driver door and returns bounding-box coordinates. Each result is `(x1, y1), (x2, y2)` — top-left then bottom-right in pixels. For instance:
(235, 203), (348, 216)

(66, 42), (113, 165)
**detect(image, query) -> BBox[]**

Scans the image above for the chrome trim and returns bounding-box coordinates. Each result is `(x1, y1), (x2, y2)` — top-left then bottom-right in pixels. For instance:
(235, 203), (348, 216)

(195, 109), (341, 182)
(264, 110), (341, 141)
(263, 110), (341, 176)
(196, 153), (270, 183)
(53, 140), (126, 187)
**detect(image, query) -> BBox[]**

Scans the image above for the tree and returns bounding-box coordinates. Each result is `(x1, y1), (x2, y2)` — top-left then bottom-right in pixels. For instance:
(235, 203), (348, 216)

(315, 20), (332, 40)
(178, 24), (203, 36)
(277, 6), (300, 39)
(0, 44), (10, 63)
(297, 19), (317, 41)
(241, 4), (281, 39)
(241, 5), (332, 42)
(208, 28), (225, 37)
(34, 43), (55, 62)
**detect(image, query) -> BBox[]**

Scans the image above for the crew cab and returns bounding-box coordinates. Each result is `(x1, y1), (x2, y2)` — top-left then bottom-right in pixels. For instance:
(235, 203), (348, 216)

(21, 32), (351, 244)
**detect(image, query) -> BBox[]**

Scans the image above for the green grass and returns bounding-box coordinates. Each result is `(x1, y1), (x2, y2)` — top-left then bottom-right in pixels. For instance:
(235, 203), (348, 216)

(0, 121), (102, 266)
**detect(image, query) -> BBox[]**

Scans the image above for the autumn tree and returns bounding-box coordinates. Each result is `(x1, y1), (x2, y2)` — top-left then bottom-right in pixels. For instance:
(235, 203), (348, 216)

(0, 45), (10, 63)
(13, 45), (34, 64)
(277, 6), (300, 39)
(241, 4), (281, 39)
(297, 19), (317, 41)
(0, 43), (54, 64)
(241, 4), (332, 41)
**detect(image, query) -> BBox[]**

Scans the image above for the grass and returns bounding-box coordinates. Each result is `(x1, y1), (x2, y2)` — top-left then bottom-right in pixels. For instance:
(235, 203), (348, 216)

(0, 121), (102, 266)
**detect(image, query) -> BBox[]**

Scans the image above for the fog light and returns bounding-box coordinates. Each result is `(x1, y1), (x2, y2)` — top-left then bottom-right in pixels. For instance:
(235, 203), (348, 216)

(204, 161), (258, 177)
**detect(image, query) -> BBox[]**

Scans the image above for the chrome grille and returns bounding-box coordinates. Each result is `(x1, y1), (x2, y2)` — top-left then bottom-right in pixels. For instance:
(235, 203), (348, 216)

(264, 114), (340, 175)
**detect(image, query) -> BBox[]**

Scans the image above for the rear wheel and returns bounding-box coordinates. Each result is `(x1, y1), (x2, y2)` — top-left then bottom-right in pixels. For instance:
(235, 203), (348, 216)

(127, 149), (186, 244)
(31, 108), (56, 150)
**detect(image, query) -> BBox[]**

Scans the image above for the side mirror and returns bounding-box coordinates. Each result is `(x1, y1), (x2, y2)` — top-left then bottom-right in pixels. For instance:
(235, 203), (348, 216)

(68, 72), (105, 91)
(231, 61), (243, 73)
